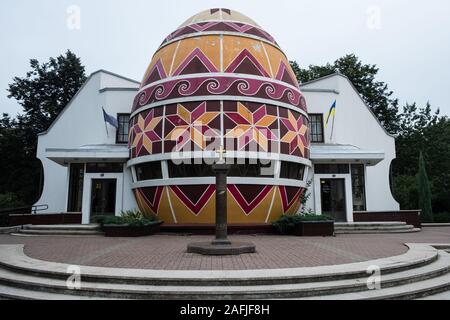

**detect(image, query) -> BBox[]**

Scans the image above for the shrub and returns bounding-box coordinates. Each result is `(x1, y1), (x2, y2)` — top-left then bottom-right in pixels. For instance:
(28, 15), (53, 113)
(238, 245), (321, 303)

(0, 214), (9, 227)
(0, 193), (25, 210)
(418, 152), (433, 222)
(297, 214), (334, 222)
(433, 213), (450, 223)
(272, 214), (333, 235)
(92, 209), (158, 226)
(272, 215), (303, 235)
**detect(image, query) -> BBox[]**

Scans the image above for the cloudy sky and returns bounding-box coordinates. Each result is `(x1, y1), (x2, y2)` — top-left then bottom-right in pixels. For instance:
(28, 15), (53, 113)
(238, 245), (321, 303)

(1, 0), (449, 116)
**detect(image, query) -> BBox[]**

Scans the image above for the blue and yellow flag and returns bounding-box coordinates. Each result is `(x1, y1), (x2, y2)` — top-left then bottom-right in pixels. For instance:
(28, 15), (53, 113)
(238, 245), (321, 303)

(325, 100), (336, 128)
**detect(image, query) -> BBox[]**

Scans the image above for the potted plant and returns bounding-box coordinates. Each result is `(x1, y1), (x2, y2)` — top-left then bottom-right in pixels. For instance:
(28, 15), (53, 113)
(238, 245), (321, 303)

(294, 214), (335, 236)
(272, 214), (334, 237)
(272, 181), (334, 236)
(93, 209), (163, 237)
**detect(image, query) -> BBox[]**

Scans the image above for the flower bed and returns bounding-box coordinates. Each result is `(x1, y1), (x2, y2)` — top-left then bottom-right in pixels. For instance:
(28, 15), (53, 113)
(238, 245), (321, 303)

(93, 210), (163, 237)
(272, 214), (335, 237)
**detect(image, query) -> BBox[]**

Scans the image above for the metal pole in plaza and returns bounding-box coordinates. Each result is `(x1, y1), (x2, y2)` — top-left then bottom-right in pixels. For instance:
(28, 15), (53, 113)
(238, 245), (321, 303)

(187, 146), (256, 255)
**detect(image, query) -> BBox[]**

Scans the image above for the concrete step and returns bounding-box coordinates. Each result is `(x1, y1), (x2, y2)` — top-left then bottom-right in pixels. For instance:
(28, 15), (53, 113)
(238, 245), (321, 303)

(0, 250), (448, 300)
(335, 226), (414, 231)
(301, 256), (450, 300)
(334, 222), (419, 234)
(0, 244), (437, 287)
(335, 228), (421, 235)
(0, 284), (117, 300)
(335, 222), (407, 227)
(16, 229), (104, 236)
(335, 224), (410, 229)
(417, 290), (450, 300)
(23, 224), (100, 231)
(13, 224), (103, 236)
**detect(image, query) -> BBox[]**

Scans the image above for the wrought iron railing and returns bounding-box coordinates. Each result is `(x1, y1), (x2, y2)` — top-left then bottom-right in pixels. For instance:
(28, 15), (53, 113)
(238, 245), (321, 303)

(0, 204), (48, 215)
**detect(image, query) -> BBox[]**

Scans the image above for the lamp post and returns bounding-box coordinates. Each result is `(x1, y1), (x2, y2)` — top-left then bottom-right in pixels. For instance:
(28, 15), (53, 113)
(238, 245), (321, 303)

(187, 146), (256, 255)
(211, 146), (231, 245)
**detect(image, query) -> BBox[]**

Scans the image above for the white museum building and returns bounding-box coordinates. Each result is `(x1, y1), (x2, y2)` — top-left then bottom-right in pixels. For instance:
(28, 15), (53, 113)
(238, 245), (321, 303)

(33, 70), (399, 224)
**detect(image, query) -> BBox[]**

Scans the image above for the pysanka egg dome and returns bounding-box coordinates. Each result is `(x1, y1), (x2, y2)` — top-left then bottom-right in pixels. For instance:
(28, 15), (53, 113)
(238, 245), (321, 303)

(129, 8), (311, 224)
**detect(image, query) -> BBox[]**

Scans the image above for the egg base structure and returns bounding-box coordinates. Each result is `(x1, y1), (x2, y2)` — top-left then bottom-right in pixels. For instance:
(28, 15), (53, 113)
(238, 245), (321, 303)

(129, 8), (311, 225)
(187, 241), (256, 255)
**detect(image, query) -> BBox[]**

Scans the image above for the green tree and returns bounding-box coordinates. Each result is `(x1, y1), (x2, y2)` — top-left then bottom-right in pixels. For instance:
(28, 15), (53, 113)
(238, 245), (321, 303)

(290, 54), (399, 134)
(394, 102), (441, 177)
(417, 152), (433, 222)
(8, 50), (87, 137)
(1, 50), (86, 205)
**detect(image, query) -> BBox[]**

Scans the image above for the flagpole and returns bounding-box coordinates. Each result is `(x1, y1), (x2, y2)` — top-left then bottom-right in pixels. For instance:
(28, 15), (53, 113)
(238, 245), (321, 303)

(102, 107), (109, 137)
(330, 111), (335, 142)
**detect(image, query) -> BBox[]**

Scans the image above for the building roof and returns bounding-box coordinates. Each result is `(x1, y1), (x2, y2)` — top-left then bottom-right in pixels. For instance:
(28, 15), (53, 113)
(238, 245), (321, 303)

(300, 73), (395, 139)
(45, 144), (128, 166)
(310, 144), (385, 166)
(38, 70), (139, 137)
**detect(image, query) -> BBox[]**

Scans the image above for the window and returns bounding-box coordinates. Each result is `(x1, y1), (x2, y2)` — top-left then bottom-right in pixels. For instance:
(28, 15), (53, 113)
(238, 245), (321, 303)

(309, 114), (324, 143)
(136, 162), (163, 181)
(166, 159), (275, 178)
(116, 114), (130, 144)
(86, 163), (123, 173)
(67, 163), (84, 212)
(351, 164), (366, 211)
(228, 159), (274, 178)
(168, 161), (214, 178)
(314, 164), (350, 174)
(280, 162), (305, 180)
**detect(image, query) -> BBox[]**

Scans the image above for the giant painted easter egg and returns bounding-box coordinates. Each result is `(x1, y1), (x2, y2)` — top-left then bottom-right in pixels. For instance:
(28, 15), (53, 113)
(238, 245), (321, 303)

(128, 8), (311, 224)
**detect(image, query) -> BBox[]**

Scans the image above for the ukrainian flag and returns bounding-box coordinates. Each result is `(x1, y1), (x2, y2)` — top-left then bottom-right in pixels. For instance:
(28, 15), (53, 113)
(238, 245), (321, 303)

(325, 100), (336, 128)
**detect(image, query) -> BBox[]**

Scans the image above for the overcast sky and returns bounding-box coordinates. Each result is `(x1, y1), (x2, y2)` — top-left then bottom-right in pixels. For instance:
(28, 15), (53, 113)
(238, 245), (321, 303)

(1, 0), (449, 116)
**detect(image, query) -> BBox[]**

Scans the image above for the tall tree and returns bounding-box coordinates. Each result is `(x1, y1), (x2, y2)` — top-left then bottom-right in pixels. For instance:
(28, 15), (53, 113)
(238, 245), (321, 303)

(417, 152), (433, 222)
(1, 50), (86, 205)
(8, 50), (87, 136)
(290, 54), (399, 134)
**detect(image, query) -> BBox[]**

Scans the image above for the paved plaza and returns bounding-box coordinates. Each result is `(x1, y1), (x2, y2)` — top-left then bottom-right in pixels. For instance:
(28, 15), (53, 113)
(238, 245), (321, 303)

(0, 227), (449, 270)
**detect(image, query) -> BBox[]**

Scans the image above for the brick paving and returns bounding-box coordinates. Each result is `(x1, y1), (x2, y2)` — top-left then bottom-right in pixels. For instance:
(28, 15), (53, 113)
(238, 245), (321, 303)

(0, 227), (449, 270)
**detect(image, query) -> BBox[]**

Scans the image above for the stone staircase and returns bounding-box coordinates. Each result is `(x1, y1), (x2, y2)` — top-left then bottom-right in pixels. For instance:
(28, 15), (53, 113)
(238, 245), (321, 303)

(0, 243), (450, 300)
(334, 222), (420, 234)
(14, 224), (103, 236)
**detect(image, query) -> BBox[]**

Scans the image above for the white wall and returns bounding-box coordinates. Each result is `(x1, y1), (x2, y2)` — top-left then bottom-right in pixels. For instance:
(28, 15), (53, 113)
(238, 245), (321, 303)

(35, 71), (399, 221)
(301, 74), (399, 213)
(34, 71), (140, 216)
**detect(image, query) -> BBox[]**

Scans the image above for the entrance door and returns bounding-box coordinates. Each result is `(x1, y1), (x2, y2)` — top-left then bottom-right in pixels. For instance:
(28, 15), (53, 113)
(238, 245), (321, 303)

(320, 179), (347, 222)
(90, 179), (116, 220)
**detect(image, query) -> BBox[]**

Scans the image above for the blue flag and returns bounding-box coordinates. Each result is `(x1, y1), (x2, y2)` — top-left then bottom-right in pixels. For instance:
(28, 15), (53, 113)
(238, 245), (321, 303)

(102, 107), (118, 129)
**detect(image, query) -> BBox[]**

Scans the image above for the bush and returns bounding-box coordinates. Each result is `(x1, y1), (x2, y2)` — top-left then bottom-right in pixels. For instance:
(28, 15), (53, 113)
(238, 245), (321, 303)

(433, 213), (450, 223)
(297, 214), (334, 222)
(0, 193), (25, 210)
(0, 214), (9, 227)
(92, 209), (158, 227)
(272, 214), (333, 235)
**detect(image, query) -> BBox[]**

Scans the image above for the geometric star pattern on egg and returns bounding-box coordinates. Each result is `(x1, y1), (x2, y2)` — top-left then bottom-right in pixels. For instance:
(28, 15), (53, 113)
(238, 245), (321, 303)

(165, 102), (220, 151)
(280, 110), (308, 156)
(130, 109), (162, 155)
(225, 102), (278, 152)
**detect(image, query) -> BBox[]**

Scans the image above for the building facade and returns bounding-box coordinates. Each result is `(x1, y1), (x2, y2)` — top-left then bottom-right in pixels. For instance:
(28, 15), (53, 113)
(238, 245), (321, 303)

(34, 9), (399, 224)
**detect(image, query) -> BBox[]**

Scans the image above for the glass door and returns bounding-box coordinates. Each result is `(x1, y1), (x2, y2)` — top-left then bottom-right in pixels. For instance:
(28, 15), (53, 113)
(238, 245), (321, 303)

(90, 179), (117, 220)
(320, 178), (347, 222)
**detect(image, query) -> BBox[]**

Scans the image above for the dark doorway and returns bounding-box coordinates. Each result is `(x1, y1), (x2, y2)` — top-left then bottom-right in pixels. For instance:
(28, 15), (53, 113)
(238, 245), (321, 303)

(67, 163), (84, 212)
(90, 179), (116, 220)
(320, 179), (347, 222)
